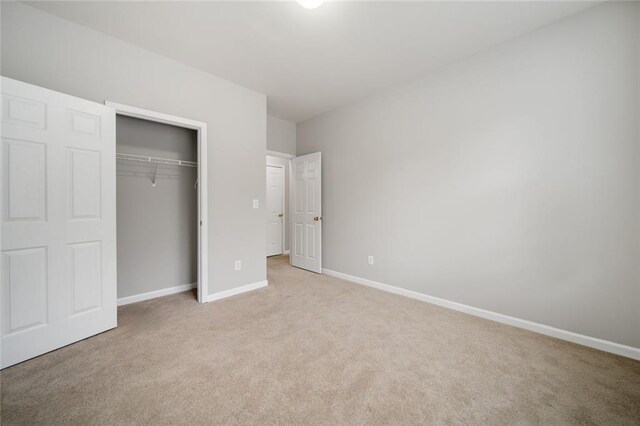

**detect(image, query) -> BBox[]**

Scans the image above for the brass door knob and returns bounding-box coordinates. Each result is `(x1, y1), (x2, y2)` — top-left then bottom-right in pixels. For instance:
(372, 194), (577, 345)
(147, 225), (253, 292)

(313, 216), (322, 221)
(278, 213), (283, 218)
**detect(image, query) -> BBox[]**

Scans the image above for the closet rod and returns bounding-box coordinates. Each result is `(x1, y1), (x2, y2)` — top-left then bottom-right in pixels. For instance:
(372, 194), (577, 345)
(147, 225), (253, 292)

(116, 152), (197, 168)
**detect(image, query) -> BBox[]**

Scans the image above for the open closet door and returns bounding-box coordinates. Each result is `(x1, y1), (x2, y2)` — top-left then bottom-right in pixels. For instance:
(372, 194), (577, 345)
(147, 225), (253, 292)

(290, 152), (321, 273)
(1, 77), (117, 368)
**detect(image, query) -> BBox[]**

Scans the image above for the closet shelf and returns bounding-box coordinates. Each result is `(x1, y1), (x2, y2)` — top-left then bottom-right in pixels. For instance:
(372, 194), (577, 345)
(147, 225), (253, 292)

(116, 152), (197, 168)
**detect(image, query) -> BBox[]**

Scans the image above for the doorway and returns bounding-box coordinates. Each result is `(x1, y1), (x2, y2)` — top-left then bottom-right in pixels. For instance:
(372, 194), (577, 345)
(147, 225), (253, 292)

(115, 116), (197, 304)
(266, 152), (292, 257)
(265, 151), (322, 273)
(107, 102), (209, 303)
(266, 164), (285, 256)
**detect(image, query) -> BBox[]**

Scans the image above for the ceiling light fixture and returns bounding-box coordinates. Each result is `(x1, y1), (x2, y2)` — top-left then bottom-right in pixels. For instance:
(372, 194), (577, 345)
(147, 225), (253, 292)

(296, 0), (324, 10)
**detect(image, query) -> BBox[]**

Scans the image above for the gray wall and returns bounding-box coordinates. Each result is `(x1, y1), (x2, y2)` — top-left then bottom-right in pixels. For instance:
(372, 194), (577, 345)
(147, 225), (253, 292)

(116, 116), (197, 298)
(1, 2), (267, 297)
(267, 115), (296, 155)
(297, 2), (640, 348)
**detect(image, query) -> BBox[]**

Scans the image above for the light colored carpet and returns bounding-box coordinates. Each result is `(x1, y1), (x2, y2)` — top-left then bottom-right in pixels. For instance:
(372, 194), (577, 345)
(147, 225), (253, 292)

(1, 255), (639, 425)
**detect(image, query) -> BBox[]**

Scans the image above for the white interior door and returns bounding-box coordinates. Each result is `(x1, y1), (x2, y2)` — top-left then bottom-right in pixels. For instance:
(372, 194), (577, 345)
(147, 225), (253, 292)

(266, 165), (284, 257)
(291, 152), (321, 273)
(1, 77), (117, 368)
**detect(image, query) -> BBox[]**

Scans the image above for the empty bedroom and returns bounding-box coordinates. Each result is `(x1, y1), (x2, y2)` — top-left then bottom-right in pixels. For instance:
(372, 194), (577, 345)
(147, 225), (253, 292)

(0, 0), (639, 424)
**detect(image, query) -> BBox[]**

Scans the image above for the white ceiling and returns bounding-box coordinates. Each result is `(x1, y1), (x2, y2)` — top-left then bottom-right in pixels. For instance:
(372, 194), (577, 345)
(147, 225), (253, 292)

(27, 1), (599, 122)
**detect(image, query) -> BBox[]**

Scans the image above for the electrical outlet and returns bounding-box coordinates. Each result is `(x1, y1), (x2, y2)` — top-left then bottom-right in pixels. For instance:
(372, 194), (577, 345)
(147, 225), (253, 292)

(368, 255), (374, 265)
(253, 199), (259, 209)
(234, 260), (242, 271)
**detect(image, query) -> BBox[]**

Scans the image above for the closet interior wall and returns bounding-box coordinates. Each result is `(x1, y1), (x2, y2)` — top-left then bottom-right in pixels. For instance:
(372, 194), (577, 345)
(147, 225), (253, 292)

(116, 115), (198, 299)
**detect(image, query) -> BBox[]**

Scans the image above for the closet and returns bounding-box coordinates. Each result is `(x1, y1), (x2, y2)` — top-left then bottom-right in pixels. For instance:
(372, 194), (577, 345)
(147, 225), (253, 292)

(116, 115), (198, 303)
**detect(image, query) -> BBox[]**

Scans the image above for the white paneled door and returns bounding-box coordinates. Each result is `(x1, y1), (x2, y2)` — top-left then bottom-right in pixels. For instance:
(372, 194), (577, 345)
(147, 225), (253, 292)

(266, 165), (284, 256)
(291, 152), (321, 273)
(1, 77), (117, 368)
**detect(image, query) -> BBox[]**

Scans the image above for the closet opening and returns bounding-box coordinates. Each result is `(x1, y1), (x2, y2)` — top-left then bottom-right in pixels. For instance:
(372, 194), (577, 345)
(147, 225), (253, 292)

(108, 102), (208, 304)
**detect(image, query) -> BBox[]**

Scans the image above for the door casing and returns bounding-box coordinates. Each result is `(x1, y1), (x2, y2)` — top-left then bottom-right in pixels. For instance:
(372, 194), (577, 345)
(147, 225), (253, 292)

(105, 101), (209, 303)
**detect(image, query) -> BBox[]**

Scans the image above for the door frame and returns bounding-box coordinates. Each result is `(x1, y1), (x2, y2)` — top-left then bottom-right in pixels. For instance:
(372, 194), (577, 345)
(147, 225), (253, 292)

(266, 150), (294, 256)
(105, 101), (209, 303)
(266, 162), (285, 256)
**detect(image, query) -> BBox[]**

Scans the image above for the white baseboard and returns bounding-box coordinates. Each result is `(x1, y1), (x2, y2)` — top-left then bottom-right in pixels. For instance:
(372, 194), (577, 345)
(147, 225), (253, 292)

(283, 250), (290, 255)
(204, 280), (268, 303)
(117, 283), (196, 306)
(322, 268), (640, 361)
